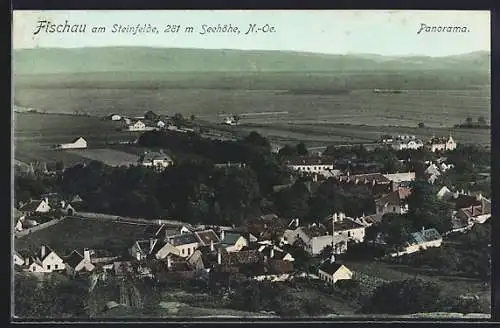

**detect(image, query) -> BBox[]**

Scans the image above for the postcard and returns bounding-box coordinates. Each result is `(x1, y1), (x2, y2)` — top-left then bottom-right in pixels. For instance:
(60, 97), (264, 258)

(12, 9), (491, 321)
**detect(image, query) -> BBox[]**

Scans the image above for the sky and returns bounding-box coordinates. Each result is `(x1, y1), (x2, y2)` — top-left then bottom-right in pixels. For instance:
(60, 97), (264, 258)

(13, 10), (491, 57)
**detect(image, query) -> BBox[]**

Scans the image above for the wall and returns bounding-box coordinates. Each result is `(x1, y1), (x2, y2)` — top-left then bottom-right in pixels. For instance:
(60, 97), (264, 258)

(336, 227), (366, 243)
(15, 217), (66, 237)
(390, 239), (443, 257)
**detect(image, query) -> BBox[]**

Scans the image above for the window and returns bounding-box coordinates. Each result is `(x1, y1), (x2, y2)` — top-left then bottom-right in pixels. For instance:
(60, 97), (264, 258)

(348, 231), (352, 237)
(393, 206), (396, 212)
(182, 249), (185, 255)
(33, 266), (36, 272)
(55, 264), (58, 270)
(47, 265), (51, 270)
(188, 248), (191, 256)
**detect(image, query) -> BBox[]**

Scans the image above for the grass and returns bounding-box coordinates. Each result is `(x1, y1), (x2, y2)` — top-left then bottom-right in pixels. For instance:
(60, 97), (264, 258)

(343, 259), (490, 306)
(14, 217), (155, 256)
(66, 148), (140, 167)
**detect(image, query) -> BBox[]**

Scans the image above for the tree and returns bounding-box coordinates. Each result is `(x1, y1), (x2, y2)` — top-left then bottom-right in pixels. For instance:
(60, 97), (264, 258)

(243, 131), (271, 150)
(362, 279), (442, 314)
(373, 213), (414, 249)
(296, 142), (308, 156)
(278, 145), (297, 157)
(466, 117), (473, 125)
(477, 116), (486, 125)
(190, 114), (196, 121)
(273, 181), (310, 220)
(418, 122), (425, 128)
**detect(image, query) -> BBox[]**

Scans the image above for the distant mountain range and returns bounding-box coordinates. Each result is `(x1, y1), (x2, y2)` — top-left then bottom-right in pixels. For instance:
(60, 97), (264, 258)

(13, 47), (490, 75)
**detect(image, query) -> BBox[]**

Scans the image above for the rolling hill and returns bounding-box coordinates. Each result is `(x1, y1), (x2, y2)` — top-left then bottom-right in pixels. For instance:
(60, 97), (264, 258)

(12, 47), (491, 75)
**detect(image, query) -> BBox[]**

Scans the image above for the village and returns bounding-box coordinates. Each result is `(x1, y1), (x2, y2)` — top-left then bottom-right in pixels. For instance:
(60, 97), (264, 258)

(13, 112), (492, 317)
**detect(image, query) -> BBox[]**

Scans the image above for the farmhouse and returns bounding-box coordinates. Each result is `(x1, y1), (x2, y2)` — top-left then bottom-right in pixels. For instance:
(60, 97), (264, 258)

(391, 228), (443, 257)
(166, 229), (219, 258)
(391, 138), (424, 151)
(18, 199), (51, 214)
(282, 222), (348, 256)
(25, 245), (66, 273)
(338, 172), (392, 187)
(454, 196), (491, 224)
(128, 120), (154, 131)
(56, 137), (88, 150)
(317, 258), (353, 285)
(138, 151), (174, 169)
(245, 243), (295, 262)
(109, 114), (122, 121)
(14, 250), (26, 266)
(427, 135), (457, 152)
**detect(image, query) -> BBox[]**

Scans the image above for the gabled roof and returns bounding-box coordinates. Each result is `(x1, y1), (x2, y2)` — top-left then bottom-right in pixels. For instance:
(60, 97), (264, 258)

(339, 173), (391, 184)
(318, 261), (348, 275)
(258, 245), (289, 260)
(141, 152), (172, 163)
(168, 233), (199, 246)
(220, 232), (244, 245)
(65, 250), (84, 268)
(195, 230), (220, 246)
(222, 250), (264, 266)
(376, 190), (408, 207)
(409, 228), (442, 245)
(19, 200), (48, 212)
(327, 219), (365, 231)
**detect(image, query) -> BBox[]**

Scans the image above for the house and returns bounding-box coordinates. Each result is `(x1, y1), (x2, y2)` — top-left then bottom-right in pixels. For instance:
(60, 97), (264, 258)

(282, 222), (348, 256)
(25, 245), (65, 273)
(436, 186), (454, 201)
(144, 110), (158, 121)
(427, 135), (457, 152)
(326, 213), (367, 243)
(219, 231), (249, 253)
(18, 199), (51, 214)
(109, 114), (122, 121)
(317, 258), (353, 285)
(128, 120), (152, 131)
(143, 223), (192, 240)
(55, 137), (88, 150)
(13, 250), (25, 266)
(64, 249), (96, 275)
(391, 228), (443, 257)
(391, 137), (424, 151)
(351, 213), (381, 227)
(15, 217), (39, 231)
(194, 229), (221, 247)
(244, 243), (295, 262)
(283, 156), (337, 178)
(156, 120), (166, 128)
(454, 197), (491, 224)
(375, 189), (411, 220)
(383, 172), (416, 186)
(250, 259), (295, 282)
(337, 172), (392, 187)
(138, 151), (174, 170)
(167, 233), (200, 258)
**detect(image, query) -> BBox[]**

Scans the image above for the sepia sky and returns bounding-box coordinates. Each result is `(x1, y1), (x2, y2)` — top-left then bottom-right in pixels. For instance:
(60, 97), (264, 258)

(13, 10), (490, 57)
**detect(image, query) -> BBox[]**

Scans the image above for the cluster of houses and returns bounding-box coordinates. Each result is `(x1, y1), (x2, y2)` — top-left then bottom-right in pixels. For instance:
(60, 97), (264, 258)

(379, 134), (457, 152)
(108, 111), (195, 133)
(14, 193), (85, 232)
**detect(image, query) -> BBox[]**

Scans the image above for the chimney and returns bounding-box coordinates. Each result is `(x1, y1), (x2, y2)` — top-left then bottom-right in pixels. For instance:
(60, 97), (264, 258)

(210, 239), (214, 252)
(270, 247), (275, 259)
(167, 256), (172, 269)
(339, 212), (345, 220)
(84, 248), (91, 262)
(217, 248), (222, 265)
(333, 213), (338, 222)
(220, 230), (225, 241)
(150, 239), (156, 252)
(476, 193), (483, 201)
(40, 245), (46, 258)
(295, 218), (299, 227)
(330, 254), (335, 264)
(44, 197), (49, 204)
(421, 226), (425, 234)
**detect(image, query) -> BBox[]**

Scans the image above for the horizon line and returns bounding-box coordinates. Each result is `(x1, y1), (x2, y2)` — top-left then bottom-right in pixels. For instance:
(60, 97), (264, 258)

(13, 46), (491, 59)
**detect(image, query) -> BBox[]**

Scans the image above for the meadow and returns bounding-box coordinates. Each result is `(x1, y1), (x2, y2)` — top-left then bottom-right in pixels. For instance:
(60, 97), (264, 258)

(15, 217), (155, 256)
(66, 149), (140, 167)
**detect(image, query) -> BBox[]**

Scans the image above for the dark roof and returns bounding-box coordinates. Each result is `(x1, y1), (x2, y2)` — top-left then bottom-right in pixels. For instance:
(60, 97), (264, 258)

(318, 261), (345, 275)
(65, 250), (84, 268)
(328, 219), (365, 231)
(376, 191), (405, 207)
(302, 225), (328, 238)
(220, 232), (243, 245)
(19, 200), (46, 212)
(453, 194), (482, 210)
(259, 245), (289, 260)
(268, 259), (294, 274)
(168, 233), (199, 246)
(409, 228), (442, 245)
(338, 173), (391, 184)
(360, 214), (381, 225)
(195, 230), (220, 246)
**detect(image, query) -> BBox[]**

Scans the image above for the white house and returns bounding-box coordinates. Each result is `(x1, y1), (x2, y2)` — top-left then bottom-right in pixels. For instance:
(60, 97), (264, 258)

(166, 229), (219, 258)
(110, 114), (122, 121)
(383, 172), (416, 184)
(390, 228), (443, 257)
(427, 135), (457, 152)
(327, 213), (366, 243)
(282, 223), (348, 256)
(26, 245), (65, 273)
(392, 139), (424, 150)
(317, 259), (353, 285)
(13, 251), (25, 266)
(18, 199), (51, 214)
(56, 137), (88, 150)
(436, 186), (454, 201)
(156, 120), (166, 128)
(257, 244), (295, 262)
(219, 231), (249, 253)
(284, 157), (337, 178)
(128, 120), (154, 131)
(139, 151), (174, 170)
(65, 249), (96, 275)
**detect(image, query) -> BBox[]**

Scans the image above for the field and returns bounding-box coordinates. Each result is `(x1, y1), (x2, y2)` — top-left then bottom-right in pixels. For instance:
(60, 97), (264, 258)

(66, 148), (140, 167)
(15, 217), (154, 256)
(344, 260), (491, 307)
